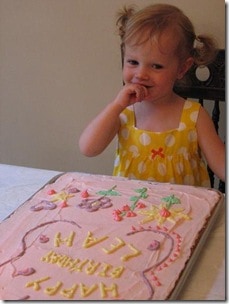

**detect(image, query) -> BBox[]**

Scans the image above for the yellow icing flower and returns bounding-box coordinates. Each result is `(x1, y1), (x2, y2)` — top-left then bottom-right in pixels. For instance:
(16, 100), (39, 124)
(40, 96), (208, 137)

(138, 204), (191, 225)
(51, 191), (75, 203)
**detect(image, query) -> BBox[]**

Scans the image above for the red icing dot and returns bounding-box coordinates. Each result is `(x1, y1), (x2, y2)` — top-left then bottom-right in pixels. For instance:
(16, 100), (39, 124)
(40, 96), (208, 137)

(113, 209), (121, 215)
(47, 189), (56, 195)
(122, 205), (130, 211)
(81, 190), (89, 198)
(126, 211), (137, 217)
(60, 201), (68, 208)
(136, 202), (146, 209)
(160, 207), (171, 218)
(114, 214), (122, 221)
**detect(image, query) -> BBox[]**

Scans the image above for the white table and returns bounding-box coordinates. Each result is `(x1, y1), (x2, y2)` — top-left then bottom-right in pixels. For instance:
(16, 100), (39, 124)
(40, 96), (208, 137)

(0, 164), (226, 300)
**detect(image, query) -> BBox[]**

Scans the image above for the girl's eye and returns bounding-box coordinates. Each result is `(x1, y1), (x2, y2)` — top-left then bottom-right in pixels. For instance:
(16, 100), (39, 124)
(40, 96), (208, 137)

(127, 60), (138, 65)
(152, 64), (163, 69)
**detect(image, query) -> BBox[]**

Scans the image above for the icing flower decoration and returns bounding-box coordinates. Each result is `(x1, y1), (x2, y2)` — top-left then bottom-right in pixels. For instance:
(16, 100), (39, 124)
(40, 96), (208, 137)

(139, 204), (190, 225)
(113, 188), (148, 221)
(139, 195), (190, 225)
(50, 191), (75, 204)
(31, 187), (79, 212)
(78, 197), (112, 212)
(30, 200), (57, 211)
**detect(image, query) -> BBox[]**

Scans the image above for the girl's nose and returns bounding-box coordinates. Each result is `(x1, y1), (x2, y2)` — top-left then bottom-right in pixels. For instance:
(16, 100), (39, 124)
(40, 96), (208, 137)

(135, 67), (149, 81)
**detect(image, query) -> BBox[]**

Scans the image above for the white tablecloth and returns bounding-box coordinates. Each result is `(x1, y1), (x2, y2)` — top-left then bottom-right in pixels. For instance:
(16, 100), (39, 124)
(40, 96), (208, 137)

(0, 164), (226, 300)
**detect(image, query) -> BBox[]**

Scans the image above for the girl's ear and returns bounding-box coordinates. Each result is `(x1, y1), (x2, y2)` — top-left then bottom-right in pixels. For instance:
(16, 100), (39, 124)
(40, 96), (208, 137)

(177, 57), (194, 79)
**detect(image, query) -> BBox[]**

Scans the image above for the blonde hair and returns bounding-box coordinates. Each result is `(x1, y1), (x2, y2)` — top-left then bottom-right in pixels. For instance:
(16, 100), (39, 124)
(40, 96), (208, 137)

(116, 4), (218, 66)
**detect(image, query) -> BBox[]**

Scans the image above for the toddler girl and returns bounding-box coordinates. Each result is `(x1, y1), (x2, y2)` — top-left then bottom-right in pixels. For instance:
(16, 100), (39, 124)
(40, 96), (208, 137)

(79, 3), (225, 187)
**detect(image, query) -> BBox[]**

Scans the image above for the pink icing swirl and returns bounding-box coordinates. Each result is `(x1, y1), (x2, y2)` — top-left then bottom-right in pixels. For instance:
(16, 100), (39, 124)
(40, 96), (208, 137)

(30, 200), (57, 211)
(39, 234), (50, 243)
(147, 240), (160, 251)
(14, 267), (36, 277)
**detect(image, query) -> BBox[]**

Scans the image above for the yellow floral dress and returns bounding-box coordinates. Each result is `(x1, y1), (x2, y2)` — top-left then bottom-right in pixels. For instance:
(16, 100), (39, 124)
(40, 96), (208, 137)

(113, 100), (210, 187)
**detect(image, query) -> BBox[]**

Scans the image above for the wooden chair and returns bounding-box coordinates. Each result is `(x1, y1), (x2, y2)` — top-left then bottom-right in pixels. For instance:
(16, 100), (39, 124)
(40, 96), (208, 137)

(174, 49), (225, 192)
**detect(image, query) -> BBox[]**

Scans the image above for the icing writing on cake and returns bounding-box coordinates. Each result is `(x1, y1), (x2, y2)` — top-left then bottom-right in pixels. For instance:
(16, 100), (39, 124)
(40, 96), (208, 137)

(54, 231), (75, 247)
(82, 231), (109, 248)
(102, 237), (125, 254)
(21, 225), (183, 299)
(26, 278), (118, 299)
(41, 250), (125, 277)
(23, 230), (142, 299)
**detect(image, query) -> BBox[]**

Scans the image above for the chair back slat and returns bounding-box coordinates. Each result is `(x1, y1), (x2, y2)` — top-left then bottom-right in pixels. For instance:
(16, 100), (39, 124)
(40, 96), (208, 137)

(212, 100), (220, 134)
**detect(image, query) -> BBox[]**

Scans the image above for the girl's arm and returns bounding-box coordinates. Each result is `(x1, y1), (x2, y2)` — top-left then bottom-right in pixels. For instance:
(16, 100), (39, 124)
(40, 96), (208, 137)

(79, 83), (148, 157)
(79, 101), (123, 156)
(197, 106), (225, 182)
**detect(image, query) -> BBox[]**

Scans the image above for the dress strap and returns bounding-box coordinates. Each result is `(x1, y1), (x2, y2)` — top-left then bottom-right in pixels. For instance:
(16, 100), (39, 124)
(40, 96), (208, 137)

(179, 100), (201, 129)
(120, 105), (135, 127)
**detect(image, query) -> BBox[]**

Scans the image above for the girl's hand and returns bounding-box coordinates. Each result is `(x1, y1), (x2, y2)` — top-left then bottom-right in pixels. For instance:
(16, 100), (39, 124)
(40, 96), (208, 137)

(114, 83), (149, 109)
(79, 83), (149, 157)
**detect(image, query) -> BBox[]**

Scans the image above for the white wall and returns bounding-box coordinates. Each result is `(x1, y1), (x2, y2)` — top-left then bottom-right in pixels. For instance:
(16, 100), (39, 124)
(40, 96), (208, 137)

(0, 0), (225, 175)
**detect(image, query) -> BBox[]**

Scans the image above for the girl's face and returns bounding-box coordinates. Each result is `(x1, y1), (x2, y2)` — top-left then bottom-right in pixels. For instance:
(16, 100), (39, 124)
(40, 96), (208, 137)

(122, 30), (192, 103)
